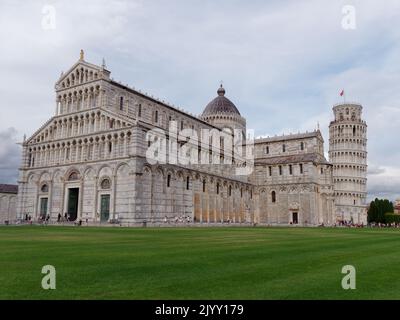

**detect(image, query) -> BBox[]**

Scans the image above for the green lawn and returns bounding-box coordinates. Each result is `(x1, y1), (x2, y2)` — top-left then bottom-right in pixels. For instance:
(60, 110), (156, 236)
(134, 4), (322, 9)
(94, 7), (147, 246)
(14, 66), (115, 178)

(1, 225), (400, 299)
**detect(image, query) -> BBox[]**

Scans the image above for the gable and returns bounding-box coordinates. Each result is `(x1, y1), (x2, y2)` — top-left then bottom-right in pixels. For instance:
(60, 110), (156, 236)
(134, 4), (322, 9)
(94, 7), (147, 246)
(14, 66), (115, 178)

(55, 60), (110, 91)
(25, 108), (134, 146)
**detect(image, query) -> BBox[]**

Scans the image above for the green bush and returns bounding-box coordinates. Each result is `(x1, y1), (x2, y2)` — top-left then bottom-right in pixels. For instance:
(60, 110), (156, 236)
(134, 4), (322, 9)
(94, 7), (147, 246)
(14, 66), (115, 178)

(368, 198), (395, 223)
(384, 213), (400, 224)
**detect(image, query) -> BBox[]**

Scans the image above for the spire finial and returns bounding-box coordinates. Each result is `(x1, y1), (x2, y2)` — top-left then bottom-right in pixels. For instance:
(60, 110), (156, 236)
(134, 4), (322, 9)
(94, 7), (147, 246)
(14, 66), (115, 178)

(80, 49), (84, 61)
(102, 58), (107, 69)
(217, 81), (225, 96)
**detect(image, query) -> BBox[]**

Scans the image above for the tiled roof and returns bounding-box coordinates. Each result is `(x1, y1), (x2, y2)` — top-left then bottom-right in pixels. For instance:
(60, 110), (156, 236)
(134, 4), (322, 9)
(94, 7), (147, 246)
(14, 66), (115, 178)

(256, 153), (330, 165)
(202, 85), (241, 116)
(0, 184), (18, 194)
(255, 131), (322, 144)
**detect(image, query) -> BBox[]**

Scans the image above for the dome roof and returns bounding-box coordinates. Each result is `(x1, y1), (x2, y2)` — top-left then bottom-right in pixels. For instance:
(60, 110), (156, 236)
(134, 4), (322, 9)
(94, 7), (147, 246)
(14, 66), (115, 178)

(202, 85), (241, 116)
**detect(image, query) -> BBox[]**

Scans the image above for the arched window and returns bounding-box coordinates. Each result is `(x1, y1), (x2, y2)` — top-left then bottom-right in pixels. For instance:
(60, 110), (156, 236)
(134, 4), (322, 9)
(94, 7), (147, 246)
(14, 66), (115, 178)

(353, 126), (356, 136)
(41, 184), (49, 193)
(202, 179), (206, 192)
(68, 172), (79, 181)
(119, 97), (124, 110)
(228, 185), (232, 197)
(216, 183), (220, 195)
(271, 191), (276, 203)
(101, 178), (111, 189)
(186, 176), (190, 190)
(300, 142), (304, 151)
(282, 144), (286, 152)
(266, 146), (269, 154)
(167, 174), (171, 188)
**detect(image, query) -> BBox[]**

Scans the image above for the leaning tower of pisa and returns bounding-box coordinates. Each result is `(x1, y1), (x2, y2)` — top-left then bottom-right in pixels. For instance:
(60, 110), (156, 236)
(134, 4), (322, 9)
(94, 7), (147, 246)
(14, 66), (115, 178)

(329, 103), (368, 224)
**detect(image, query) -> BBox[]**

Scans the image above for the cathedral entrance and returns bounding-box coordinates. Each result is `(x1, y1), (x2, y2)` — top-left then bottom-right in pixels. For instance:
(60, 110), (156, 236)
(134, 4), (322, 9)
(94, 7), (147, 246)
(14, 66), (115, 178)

(67, 188), (79, 221)
(100, 194), (110, 222)
(39, 198), (48, 220)
(292, 212), (298, 224)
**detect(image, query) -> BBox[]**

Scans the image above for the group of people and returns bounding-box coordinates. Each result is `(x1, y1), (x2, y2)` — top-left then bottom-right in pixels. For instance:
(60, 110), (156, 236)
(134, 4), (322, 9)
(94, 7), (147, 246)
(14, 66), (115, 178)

(335, 220), (365, 228)
(21, 214), (50, 225)
(163, 215), (193, 224)
(368, 222), (400, 228)
(57, 213), (71, 222)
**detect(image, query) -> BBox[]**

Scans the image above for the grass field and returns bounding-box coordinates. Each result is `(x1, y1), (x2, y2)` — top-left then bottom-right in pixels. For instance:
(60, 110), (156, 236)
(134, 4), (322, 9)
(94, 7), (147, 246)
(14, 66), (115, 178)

(1, 225), (400, 299)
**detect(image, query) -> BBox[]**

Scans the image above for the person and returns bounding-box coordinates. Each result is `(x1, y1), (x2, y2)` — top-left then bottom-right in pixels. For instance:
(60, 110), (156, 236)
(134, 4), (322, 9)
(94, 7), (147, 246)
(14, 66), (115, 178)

(64, 212), (68, 222)
(57, 213), (61, 222)
(164, 216), (167, 224)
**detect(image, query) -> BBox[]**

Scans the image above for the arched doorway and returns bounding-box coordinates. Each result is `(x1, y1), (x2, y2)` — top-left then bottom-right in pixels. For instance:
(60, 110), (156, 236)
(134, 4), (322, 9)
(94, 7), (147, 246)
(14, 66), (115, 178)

(67, 188), (79, 221)
(65, 171), (80, 222)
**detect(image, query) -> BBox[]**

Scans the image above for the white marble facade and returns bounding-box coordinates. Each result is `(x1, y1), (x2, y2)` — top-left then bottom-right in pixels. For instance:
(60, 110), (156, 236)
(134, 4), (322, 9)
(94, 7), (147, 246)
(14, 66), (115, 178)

(15, 53), (367, 225)
(329, 104), (368, 223)
(0, 185), (17, 224)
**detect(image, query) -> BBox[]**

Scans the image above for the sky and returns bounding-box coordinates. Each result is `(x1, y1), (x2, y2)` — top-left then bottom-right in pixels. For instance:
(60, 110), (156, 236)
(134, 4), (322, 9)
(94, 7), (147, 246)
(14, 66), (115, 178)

(0, 0), (399, 201)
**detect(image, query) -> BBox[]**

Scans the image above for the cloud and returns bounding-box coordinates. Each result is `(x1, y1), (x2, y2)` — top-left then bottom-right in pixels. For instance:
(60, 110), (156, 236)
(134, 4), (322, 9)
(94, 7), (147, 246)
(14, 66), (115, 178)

(367, 165), (400, 202)
(0, 128), (21, 184)
(368, 164), (386, 175)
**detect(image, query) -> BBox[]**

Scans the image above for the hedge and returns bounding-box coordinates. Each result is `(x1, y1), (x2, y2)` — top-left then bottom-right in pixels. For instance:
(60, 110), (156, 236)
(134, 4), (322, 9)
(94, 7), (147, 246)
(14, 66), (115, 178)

(384, 213), (400, 224)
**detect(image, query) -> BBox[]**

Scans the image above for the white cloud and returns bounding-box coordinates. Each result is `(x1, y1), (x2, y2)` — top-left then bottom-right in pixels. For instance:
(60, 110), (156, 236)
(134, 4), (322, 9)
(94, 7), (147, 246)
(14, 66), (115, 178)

(367, 165), (400, 201)
(0, 128), (21, 184)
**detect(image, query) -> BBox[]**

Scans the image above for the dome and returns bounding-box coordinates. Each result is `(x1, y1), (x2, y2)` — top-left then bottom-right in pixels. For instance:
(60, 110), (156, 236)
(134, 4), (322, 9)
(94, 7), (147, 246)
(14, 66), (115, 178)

(202, 85), (241, 116)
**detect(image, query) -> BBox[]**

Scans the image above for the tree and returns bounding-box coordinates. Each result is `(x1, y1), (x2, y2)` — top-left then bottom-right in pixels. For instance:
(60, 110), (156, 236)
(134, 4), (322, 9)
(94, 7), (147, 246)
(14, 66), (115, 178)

(367, 198), (394, 223)
(367, 201), (377, 223)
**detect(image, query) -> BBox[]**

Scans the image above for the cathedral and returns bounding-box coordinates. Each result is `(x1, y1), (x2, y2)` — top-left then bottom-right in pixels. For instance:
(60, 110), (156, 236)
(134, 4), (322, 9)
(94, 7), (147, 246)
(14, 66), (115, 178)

(15, 52), (368, 226)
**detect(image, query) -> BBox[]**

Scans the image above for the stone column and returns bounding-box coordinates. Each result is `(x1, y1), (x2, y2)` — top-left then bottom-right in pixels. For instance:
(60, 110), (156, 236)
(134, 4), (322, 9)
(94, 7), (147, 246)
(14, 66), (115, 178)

(123, 135), (128, 157)
(93, 176), (99, 222)
(48, 179), (53, 220)
(78, 179), (84, 220)
(112, 174), (117, 220)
